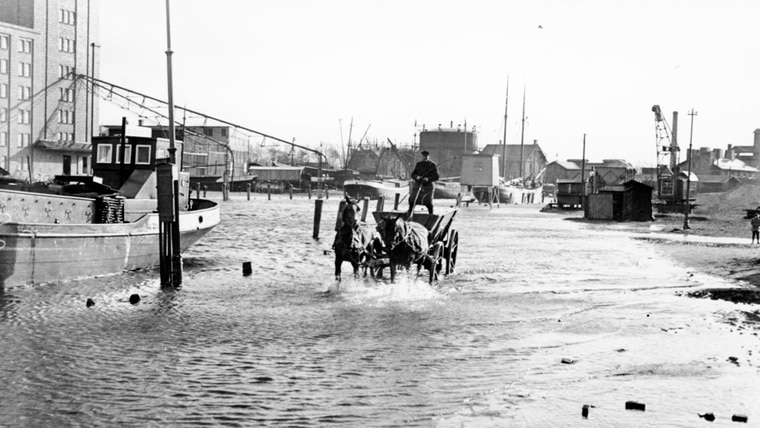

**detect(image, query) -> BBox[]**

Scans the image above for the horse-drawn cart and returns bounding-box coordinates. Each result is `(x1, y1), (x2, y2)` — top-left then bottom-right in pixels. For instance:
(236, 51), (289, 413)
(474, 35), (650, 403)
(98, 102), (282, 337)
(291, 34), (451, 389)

(369, 209), (459, 283)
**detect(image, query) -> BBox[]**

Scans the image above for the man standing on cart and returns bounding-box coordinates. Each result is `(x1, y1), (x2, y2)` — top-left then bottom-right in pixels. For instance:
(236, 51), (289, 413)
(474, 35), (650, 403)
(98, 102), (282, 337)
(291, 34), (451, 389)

(408, 150), (440, 215)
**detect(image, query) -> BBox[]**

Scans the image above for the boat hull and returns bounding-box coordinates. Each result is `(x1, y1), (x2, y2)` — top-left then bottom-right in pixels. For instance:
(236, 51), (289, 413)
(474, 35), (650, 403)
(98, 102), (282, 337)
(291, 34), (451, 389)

(343, 180), (409, 201)
(0, 200), (220, 288)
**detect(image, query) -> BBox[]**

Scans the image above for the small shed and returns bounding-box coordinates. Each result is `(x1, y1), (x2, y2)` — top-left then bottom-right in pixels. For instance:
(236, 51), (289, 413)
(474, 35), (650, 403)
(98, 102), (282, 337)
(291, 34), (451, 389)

(586, 180), (653, 221)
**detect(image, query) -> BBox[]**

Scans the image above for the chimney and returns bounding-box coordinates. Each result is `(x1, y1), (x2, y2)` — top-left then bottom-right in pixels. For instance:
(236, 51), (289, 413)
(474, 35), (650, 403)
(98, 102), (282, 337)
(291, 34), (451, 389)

(727, 144), (734, 160)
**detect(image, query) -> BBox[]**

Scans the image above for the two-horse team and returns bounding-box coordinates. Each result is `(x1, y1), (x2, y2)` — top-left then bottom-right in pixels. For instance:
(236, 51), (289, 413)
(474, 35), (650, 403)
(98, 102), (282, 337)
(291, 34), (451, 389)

(332, 197), (459, 284)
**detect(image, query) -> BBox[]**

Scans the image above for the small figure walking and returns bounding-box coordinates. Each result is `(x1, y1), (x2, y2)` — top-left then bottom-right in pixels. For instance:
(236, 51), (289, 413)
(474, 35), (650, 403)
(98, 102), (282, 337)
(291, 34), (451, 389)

(751, 212), (760, 244)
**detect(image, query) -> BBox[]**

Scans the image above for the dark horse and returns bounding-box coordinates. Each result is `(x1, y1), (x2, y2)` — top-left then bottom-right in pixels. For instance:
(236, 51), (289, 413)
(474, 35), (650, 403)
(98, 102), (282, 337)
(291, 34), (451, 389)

(333, 199), (380, 281)
(378, 215), (441, 283)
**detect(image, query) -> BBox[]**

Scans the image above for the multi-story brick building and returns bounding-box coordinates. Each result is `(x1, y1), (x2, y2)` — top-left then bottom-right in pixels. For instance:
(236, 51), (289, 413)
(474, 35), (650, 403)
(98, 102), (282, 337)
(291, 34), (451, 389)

(0, 0), (98, 181)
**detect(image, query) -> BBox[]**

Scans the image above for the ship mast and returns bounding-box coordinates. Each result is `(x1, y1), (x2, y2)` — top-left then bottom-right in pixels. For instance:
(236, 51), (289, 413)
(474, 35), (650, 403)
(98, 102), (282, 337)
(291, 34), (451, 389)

(519, 85), (526, 179)
(502, 77), (509, 177)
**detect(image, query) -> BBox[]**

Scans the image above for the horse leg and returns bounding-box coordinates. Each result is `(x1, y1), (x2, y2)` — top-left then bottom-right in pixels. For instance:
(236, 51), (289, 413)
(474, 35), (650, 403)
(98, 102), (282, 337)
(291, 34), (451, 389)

(390, 263), (396, 283)
(351, 261), (360, 278)
(335, 254), (342, 282)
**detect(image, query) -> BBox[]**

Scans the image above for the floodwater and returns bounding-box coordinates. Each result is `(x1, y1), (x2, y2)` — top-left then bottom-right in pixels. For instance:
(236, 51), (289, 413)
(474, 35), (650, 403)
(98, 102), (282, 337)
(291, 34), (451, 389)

(1, 193), (758, 427)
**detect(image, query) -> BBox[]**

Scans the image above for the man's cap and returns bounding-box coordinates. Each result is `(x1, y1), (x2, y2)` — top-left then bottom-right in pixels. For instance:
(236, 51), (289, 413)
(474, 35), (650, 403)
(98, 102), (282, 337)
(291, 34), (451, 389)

(421, 150), (430, 156)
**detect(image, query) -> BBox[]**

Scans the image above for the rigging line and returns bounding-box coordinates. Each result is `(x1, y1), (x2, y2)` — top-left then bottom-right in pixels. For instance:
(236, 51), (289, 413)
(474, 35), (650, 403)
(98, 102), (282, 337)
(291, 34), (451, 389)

(75, 74), (308, 154)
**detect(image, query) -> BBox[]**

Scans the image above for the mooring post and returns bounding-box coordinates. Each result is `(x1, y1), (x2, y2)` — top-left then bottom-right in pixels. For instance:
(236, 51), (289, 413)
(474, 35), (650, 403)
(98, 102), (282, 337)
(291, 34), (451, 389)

(247, 183), (251, 201)
(313, 199), (324, 239)
(361, 197), (370, 222)
(376, 196), (385, 212)
(394, 193), (400, 210)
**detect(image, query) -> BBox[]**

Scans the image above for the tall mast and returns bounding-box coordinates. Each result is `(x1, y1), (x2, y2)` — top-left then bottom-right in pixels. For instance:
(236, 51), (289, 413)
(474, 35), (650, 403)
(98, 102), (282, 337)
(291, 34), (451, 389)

(501, 77), (509, 177)
(519, 85), (526, 179)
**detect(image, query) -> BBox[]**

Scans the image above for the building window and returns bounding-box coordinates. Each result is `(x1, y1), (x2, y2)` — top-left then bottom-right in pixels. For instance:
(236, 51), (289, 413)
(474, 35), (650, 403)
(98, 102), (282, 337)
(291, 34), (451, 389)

(135, 145), (152, 164)
(221, 128), (228, 137)
(203, 128), (213, 136)
(0, 83), (6, 98)
(18, 39), (32, 53)
(0, 156), (6, 169)
(18, 85), (31, 100)
(58, 64), (75, 79)
(96, 144), (112, 163)
(59, 9), (76, 25)
(57, 132), (74, 142)
(58, 37), (75, 53)
(0, 132), (7, 147)
(115, 145), (132, 164)
(0, 58), (6, 74)
(0, 107), (6, 122)
(17, 133), (30, 147)
(18, 62), (30, 77)
(57, 109), (72, 124)
(81, 156), (89, 174)
(59, 87), (74, 102)
(0, 35), (8, 50)
(18, 109), (30, 124)
(660, 177), (674, 196)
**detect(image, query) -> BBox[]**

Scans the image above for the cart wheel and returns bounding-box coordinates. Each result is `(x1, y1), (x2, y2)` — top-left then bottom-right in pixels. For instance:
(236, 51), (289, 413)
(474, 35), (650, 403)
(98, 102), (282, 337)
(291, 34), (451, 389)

(445, 229), (459, 275)
(428, 242), (444, 283)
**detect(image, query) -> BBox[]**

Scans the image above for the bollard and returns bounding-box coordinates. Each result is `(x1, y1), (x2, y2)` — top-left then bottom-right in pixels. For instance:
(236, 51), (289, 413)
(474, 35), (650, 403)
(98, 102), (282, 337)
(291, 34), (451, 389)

(361, 197), (370, 222)
(625, 401), (645, 411)
(394, 193), (400, 210)
(129, 294), (140, 305)
(376, 196), (385, 212)
(581, 405), (590, 419)
(732, 414), (748, 423)
(313, 199), (324, 239)
(242, 261), (252, 276)
(268, 184), (271, 200)
(247, 183), (251, 200)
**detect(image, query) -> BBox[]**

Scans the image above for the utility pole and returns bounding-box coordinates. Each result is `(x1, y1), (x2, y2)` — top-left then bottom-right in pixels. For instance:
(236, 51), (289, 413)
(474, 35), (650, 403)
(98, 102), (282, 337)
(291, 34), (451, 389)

(519, 85), (526, 179)
(683, 109), (697, 230)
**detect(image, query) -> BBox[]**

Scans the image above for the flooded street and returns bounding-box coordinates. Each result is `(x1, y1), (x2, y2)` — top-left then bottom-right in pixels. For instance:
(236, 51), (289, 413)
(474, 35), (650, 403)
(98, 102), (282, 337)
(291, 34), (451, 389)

(1, 194), (758, 427)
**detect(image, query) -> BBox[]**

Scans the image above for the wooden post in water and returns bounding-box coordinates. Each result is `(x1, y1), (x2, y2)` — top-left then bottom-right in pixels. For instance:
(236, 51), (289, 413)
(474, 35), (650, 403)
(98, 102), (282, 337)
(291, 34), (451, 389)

(376, 196), (385, 212)
(313, 199), (324, 239)
(247, 183), (251, 200)
(361, 197), (370, 222)
(394, 193), (400, 210)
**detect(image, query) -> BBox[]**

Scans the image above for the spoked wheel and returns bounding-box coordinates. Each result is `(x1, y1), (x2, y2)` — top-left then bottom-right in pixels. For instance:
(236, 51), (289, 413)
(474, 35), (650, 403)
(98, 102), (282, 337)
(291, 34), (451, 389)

(428, 242), (444, 284)
(444, 229), (459, 275)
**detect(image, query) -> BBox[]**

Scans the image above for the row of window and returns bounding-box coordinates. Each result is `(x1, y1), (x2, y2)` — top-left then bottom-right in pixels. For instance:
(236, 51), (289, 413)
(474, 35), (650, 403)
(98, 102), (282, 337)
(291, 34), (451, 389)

(0, 35), (31, 52)
(0, 83), (32, 100)
(0, 84), (74, 103)
(97, 144), (152, 165)
(0, 132), (31, 147)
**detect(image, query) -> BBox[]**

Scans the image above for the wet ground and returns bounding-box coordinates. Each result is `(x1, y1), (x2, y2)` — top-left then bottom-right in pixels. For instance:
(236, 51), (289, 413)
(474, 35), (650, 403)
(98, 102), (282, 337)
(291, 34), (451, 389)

(0, 194), (758, 427)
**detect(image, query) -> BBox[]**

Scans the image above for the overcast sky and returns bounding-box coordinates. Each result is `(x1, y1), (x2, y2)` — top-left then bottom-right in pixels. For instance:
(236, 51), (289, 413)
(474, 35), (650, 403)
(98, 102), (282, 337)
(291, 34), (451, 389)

(98, 0), (760, 167)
